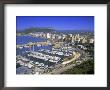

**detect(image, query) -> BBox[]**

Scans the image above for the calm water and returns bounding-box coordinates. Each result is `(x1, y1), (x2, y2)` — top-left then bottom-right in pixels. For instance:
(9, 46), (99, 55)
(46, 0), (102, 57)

(16, 35), (52, 55)
(16, 35), (54, 68)
(16, 35), (47, 45)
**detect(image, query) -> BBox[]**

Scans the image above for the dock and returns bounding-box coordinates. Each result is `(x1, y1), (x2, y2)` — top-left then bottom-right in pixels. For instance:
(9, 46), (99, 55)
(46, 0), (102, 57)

(16, 41), (51, 48)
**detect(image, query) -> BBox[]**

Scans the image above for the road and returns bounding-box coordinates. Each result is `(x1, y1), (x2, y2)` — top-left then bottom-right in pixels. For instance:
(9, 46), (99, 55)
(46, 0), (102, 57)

(47, 51), (82, 74)
(49, 63), (76, 74)
(46, 45), (88, 74)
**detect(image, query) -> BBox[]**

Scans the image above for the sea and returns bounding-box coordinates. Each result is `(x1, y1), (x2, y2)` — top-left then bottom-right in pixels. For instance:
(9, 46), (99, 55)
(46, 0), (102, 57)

(16, 35), (55, 70)
(16, 35), (47, 45)
(16, 35), (52, 55)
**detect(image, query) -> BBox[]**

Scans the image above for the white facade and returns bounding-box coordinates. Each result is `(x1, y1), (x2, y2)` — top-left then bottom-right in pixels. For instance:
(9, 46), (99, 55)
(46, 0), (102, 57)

(89, 38), (94, 43)
(47, 33), (51, 38)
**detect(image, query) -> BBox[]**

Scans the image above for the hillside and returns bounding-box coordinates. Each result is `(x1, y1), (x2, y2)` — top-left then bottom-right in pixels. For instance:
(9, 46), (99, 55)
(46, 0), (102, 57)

(17, 27), (55, 34)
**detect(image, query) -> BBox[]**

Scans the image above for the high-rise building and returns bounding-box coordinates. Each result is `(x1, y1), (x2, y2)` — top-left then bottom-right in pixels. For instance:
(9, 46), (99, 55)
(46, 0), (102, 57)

(82, 38), (87, 43)
(89, 38), (94, 43)
(47, 33), (51, 39)
(69, 34), (72, 37)
(72, 36), (75, 43)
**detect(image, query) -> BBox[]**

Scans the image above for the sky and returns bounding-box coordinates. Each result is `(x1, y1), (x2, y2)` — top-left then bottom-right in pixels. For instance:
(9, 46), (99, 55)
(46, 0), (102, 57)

(16, 16), (94, 31)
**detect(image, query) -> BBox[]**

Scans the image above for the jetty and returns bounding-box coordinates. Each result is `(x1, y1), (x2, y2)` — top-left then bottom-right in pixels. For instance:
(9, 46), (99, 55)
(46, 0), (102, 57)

(16, 41), (51, 48)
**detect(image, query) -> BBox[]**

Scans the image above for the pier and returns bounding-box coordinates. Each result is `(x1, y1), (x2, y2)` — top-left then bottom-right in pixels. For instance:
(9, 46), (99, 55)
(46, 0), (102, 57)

(16, 41), (51, 49)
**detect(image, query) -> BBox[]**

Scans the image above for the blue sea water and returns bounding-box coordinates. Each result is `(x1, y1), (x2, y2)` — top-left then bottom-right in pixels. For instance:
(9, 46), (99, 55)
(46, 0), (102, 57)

(16, 35), (47, 45)
(16, 35), (52, 55)
(16, 35), (55, 73)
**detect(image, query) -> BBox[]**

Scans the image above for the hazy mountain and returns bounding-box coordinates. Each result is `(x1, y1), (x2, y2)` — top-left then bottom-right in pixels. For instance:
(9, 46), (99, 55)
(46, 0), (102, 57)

(16, 27), (55, 34)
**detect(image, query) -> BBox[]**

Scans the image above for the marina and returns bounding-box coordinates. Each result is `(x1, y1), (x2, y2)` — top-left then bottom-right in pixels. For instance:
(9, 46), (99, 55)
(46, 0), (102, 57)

(16, 16), (94, 74)
(16, 34), (80, 74)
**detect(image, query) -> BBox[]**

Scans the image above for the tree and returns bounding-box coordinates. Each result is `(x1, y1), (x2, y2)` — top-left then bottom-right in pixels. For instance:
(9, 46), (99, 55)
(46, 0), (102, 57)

(61, 60), (94, 74)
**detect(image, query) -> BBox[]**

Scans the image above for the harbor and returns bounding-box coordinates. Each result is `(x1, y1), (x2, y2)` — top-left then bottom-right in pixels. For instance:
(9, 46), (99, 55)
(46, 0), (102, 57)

(16, 16), (94, 75)
(16, 34), (83, 74)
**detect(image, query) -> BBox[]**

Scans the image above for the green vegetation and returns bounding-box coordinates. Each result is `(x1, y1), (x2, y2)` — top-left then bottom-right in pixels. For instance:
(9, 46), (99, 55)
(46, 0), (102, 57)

(84, 43), (94, 56)
(61, 60), (94, 74)
(16, 63), (21, 68)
